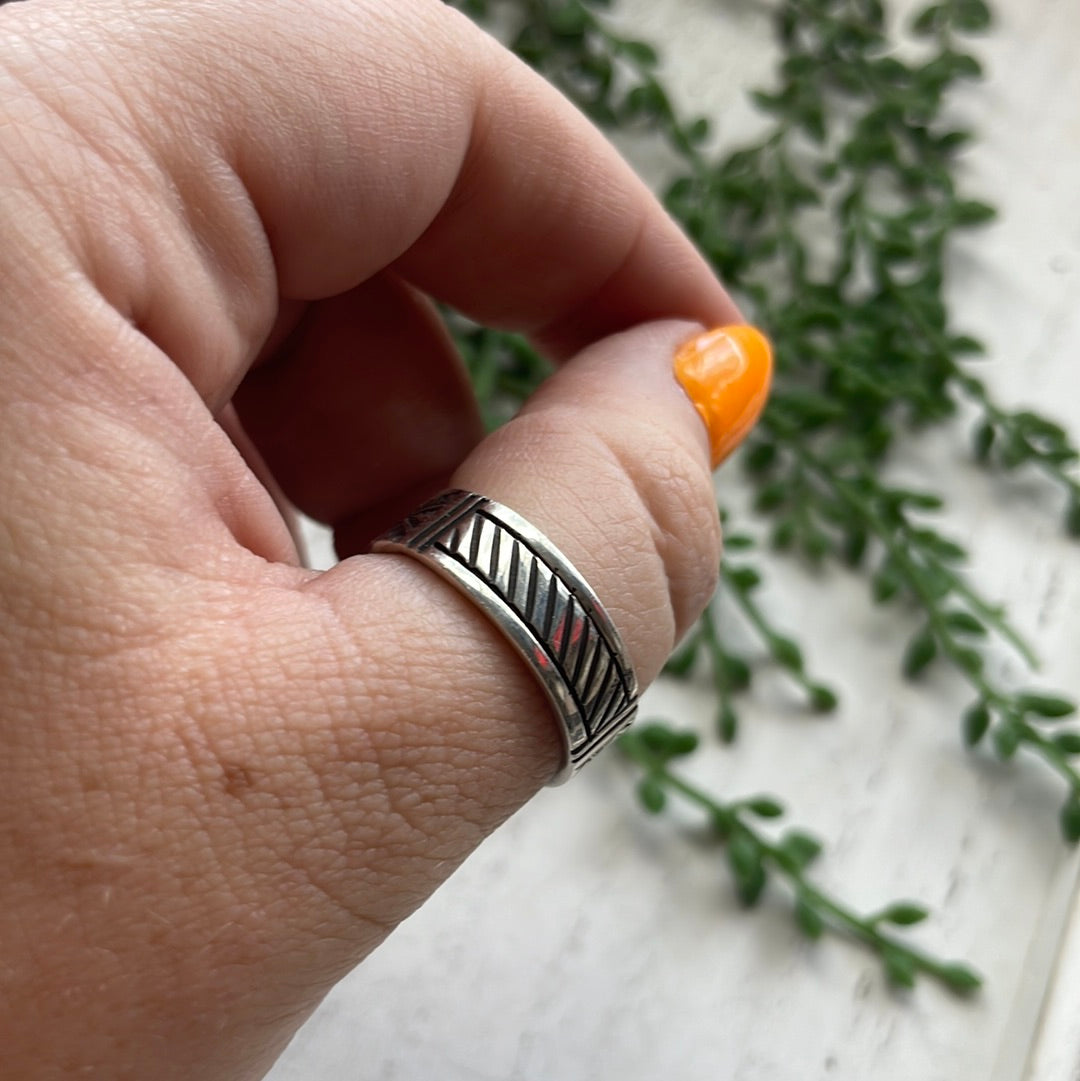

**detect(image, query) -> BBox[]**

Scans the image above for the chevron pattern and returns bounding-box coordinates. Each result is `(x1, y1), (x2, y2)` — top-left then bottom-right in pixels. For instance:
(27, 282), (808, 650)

(397, 493), (636, 766)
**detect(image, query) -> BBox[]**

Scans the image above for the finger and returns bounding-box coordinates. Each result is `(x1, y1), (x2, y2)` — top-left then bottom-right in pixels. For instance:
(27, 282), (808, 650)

(240, 320), (730, 939)
(4, 0), (739, 415)
(389, 80), (742, 357)
(231, 273), (483, 546)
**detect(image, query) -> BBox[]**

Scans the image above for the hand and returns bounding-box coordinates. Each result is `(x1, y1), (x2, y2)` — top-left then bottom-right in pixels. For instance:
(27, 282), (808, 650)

(0, 1), (757, 1077)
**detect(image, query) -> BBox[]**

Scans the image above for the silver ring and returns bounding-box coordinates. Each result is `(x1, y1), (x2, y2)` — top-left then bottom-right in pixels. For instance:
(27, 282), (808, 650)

(372, 490), (640, 784)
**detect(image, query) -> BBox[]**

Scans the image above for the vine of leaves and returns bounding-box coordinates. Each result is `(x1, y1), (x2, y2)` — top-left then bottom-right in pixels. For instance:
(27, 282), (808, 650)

(449, 0), (1080, 991)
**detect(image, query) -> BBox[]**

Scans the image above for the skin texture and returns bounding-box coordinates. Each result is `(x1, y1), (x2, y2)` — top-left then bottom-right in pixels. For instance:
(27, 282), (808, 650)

(0, 1), (747, 1077)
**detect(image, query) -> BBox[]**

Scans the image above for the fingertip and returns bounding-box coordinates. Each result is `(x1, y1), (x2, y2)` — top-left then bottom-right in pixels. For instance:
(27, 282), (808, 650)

(673, 324), (774, 468)
(451, 318), (725, 684)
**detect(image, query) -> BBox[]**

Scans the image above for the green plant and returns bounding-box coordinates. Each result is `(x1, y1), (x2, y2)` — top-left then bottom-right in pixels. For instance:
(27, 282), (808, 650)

(621, 722), (982, 993)
(450, 0), (1079, 990)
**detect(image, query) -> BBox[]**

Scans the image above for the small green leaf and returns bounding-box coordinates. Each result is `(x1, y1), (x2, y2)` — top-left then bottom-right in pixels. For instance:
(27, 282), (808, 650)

(750, 89), (793, 119)
(719, 653), (752, 693)
(842, 527), (869, 567)
(735, 862), (767, 906)
(872, 562), (903, 604)
(547, 1), (588, 37)
(746, 796), (785, 819)
(973, 421), (996, 461)
(938, 130), (974, 154)
(728, 566), (762, 592)
(637, 776), (667, 814)
(1060, 796), (1080, 844)
(944, 611), (987, 636)
(755, 481), (789, 512)
(923, 534), (968, 563)
(780, 55), (816, 80)
(809, 684), (839, 713)
(771, 519), (797, 551)
(873, 56), (908, 84)
(952, 0), (992, 33)
(903, 628), (937, 679)
(709, 808), (733, 840)
(685, 116), (710, 144)
(637, 723), (674, 752)
(634, 725), (667, 755)
(954, 647), (984, 677)
(939, 964), (983, 994)
(637, 723), (698, 759)
(771, 635), (804, 672)
(778, 6), (798, 43)
(880, 902), (930, 927)
(897, 490), (945, 512)
(1016, 693), (1076, 719)
(729, 832), (767, 906)
(663, 175), (695, 208)
(947, 51), (984, 79)
(882, 947), (917, 989)
(993, 722), (1021, 761)
(798, 103), (827, 144)
(1066, 492), (1080, 538)
(729, 831), (760, 876)
(1044, 447), (1079, 466)
(744, 441), (778, 473)
(963, 702), (992, 746)
(620, 40), (659, 66)
(718, 702), (738, 744)
(881, 236), (919, 264)
(795, 896), (824, 939)
(724, 535), (756, 554)
(952, 199), (996, 226)
(911, 3), (943, 36)
(779, 830), (823, 870)
(863, 0), (886, 27)
(669, 730), (701, 757)
(1052, 732), (1080, 755)
(624, 82), (669, 121)
(802, 530), (830, 563)
(949, 333), (984, 354)
(1000, 432), (1032, 469)
(510, 24), (547, 64)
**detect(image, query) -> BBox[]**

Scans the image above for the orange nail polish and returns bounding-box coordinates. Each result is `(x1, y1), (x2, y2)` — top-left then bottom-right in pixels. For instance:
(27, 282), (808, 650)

(673, 325), (773, 468)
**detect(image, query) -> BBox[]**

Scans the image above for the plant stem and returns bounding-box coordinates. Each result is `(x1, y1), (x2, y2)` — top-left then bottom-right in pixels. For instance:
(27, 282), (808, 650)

(620, 732), (982, 994)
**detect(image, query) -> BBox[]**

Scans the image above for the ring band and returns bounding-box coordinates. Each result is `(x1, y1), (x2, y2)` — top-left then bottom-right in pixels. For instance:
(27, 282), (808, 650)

(373, 490), (640, 784)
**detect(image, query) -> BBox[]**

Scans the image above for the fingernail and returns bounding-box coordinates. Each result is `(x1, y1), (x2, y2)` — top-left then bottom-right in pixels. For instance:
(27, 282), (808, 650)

(673, 325), (773, 468)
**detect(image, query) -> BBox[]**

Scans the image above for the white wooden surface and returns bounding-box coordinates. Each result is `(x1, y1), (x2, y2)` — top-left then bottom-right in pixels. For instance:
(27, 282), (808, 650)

(268, 1), (1080, 1078)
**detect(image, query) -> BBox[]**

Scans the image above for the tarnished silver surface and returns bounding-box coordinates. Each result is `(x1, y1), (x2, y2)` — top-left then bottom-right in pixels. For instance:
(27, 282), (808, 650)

(373, 490), (639, 784)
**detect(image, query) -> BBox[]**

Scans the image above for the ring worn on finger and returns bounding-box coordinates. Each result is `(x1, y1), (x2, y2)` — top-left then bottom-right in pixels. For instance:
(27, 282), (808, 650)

(373, 490), (640, 784)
